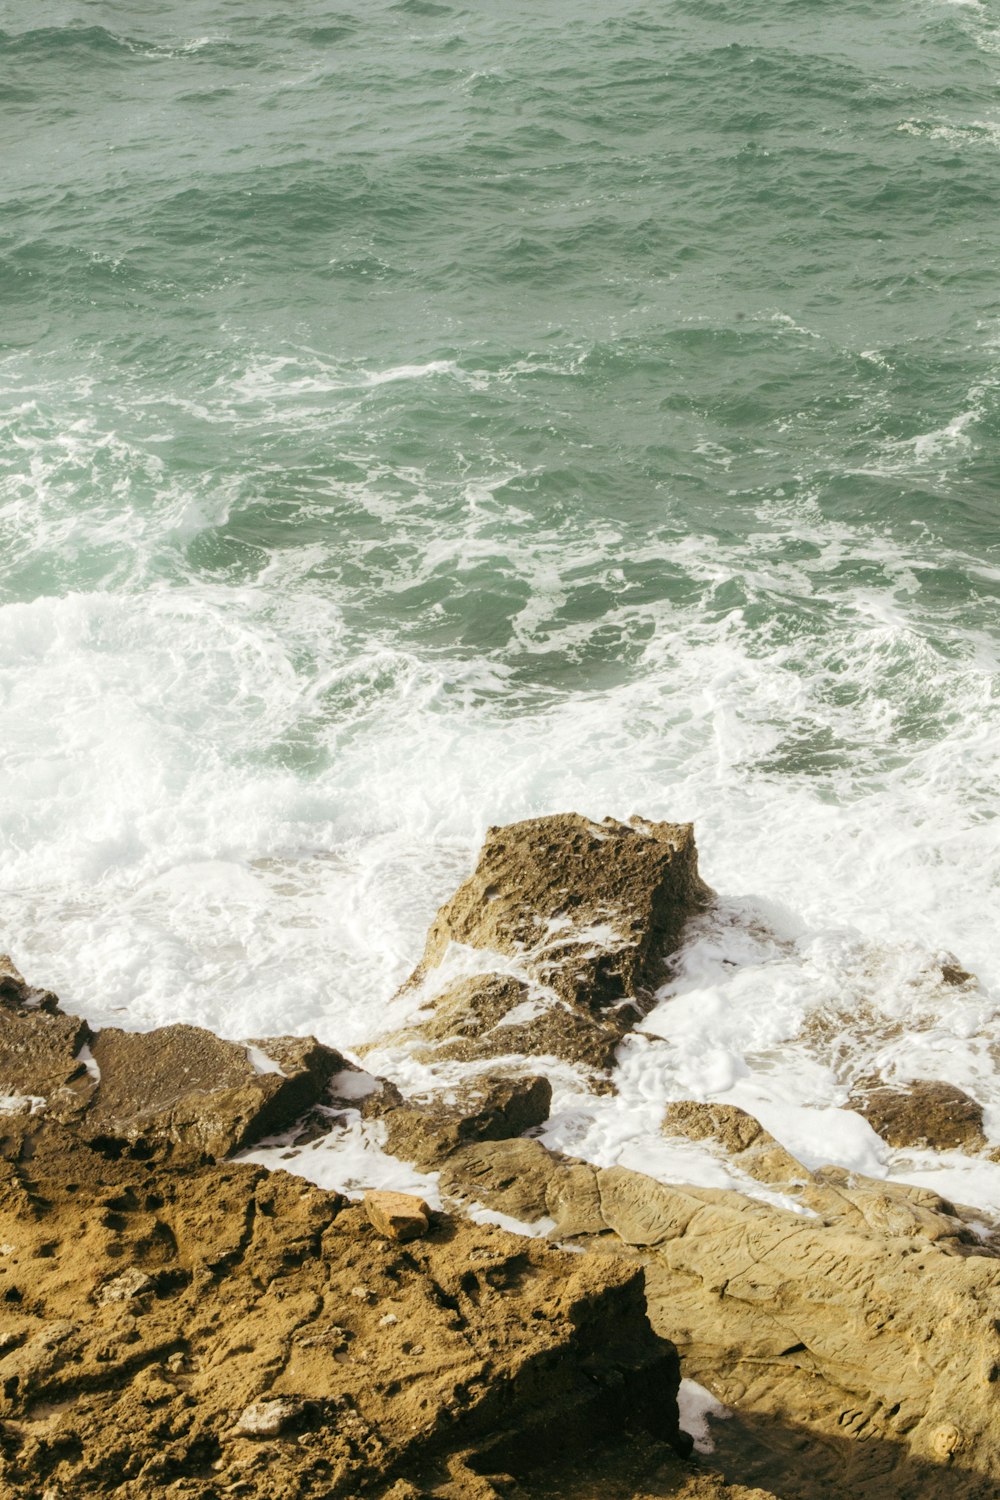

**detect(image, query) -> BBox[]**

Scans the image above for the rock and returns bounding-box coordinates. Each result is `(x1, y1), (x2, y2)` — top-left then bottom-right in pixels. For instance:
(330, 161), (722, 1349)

(848, 1076), (986, 1152)
(380, 1073), (552, 1170)
(96, 1268), (154, 1305)
(0, 959), (92, 1117)
(506, 1143), (1000, 1496)
(0, 982), (348, 1161)
(663, 1101), (807, 1186)
(0, 1119), (683, 1497)
(0, 954), (61, 1016)
(438, 1138), (561, 1223)
(364, 1191), (431, 1242)
(235, 1398), (306, 1439)
(378, 813), (710, 1072)
(85, 1024), (348, 1158)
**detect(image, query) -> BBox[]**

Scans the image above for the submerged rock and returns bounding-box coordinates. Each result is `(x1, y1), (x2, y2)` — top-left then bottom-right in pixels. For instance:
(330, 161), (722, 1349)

(848, 1076), (986, 1152)
(663, 1100), (807, 1186)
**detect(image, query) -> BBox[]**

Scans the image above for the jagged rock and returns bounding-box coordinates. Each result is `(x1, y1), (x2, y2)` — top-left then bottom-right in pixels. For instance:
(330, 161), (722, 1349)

(0, 957), (91, 1115)
(848, 1076), (986, 1152)
(0, 975), (347, 1160)
(364, 1190), (431, 1242)
(0, 954), (61, 1016)
(380, 1074), (552, 1170)
(0, 1124), (683, 1498)
(383, 973), (624, 1072)
(380, 814), (710, 1072)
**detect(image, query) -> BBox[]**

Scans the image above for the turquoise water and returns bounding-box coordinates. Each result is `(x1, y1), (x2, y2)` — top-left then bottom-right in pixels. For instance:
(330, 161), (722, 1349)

(1, 1), (998, 1053)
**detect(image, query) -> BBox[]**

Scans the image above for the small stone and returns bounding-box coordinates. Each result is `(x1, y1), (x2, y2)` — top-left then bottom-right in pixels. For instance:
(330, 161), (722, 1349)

(350, 1284), (375, 1300)
(931, 1422), (963, 1458)
(234, 1398), (302, 1439)
(379, 1312), (399, 1327)
(96, 1268), (153, 1305)
(363, 1191), (431, 1243)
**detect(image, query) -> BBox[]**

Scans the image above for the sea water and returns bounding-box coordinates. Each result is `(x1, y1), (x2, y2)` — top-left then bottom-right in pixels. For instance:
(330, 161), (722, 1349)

(2, 0), (1000, 1207)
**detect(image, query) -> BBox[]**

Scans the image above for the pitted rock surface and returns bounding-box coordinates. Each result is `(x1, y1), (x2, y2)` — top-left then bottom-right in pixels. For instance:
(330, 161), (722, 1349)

(0, 979), (345, 1161)
(0, 1123), (683, 1499)
(381, 813), (710, 1071)
(848, 1076), (987, 1153)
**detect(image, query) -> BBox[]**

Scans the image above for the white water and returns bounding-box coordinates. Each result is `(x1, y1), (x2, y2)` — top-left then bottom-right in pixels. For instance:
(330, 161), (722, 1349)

(2, 357), (999, 1215)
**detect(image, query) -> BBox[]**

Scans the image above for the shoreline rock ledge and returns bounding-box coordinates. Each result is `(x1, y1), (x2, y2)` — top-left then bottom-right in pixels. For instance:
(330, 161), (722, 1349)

(3, 812), (1000, 1499)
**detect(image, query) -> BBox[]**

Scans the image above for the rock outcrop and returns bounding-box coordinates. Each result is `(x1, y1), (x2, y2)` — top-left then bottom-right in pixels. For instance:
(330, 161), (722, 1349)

(848, 1076), (987, 1153)
(0, 948), (700, 1499)
(6, 811), (1000, 1500)
(0, 1120), (685, 1498)
(439, 1118), (1000, 1497)
(372, 813), (710, 1073)
(0, 959), (344, 1160)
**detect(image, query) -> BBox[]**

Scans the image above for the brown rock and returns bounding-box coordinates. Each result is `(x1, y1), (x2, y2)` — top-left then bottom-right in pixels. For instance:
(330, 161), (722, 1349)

(507, 1143), (1000, 1496)
(86, 1023), (346, 1159)
(0, 953), (61, 1016)
(379, 813), (710, 1073)
(0, 995), (347, 1161)
(0, 956), (93, 1120)
(364, 1190), (431, 1242)
(848, 1076), (986, 1152)
(380, 1073), (552, 1170)
(0, 1122), (683, 1498)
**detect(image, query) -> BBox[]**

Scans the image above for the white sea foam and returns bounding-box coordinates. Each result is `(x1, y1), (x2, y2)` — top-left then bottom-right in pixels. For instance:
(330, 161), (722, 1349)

(1, 349), (999, 1215)
(678, 1379), (730, 1455)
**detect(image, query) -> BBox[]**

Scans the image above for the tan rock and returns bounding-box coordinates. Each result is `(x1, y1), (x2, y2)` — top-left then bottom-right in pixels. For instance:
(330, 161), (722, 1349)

(0, 959), (92, 1119)
(438, 1137), (562, 1223)
(0, 1122), (683, 1497)
(379, 1073), (552, 1170)
(663, 1100), (808, 1186)
(364, 1190), (431, 1242)
(235, 1397), (306, 1438)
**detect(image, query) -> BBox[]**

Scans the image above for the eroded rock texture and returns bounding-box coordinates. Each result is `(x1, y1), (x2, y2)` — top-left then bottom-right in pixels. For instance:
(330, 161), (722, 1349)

(379, 813), (710, 1072)
(0, 958), (344, 1161)
(848, 1076), (987, 1153)
(0, 1123), (683, 1499)
(6, 811), (1000, 1500)
(446, 1123), (1000, 1498)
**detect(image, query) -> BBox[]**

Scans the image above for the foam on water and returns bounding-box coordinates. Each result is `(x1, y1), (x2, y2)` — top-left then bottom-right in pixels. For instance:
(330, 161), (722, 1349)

(2, 0), (1000, 1210)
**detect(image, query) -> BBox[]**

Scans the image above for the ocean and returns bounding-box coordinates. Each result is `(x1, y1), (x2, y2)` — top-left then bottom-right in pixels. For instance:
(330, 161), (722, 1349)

(3, 0), (999, 1207)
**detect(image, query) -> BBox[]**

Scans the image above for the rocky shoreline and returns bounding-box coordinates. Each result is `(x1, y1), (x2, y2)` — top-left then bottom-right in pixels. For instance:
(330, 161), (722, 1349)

(2, 814), (999, 1497)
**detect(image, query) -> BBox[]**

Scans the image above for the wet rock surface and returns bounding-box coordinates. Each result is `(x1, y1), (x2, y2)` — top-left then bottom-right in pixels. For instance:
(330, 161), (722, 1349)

(848, 1075), (987, 1152)
(4, 815), (1000, 1499)
(383, 813), (710, 1072)
(0, 972), (345, 1161)
(379, 1073), (552, 1171)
